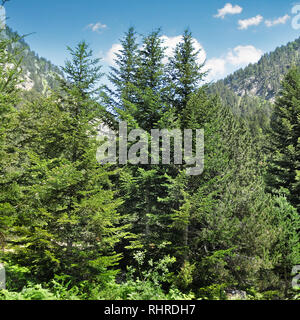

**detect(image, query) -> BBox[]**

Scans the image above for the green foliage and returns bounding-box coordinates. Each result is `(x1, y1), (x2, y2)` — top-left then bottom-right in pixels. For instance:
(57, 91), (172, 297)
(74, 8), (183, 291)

(269, 196), (300, 295)
(0, 284), (57, 300)
(175, 261), (196, 290)
(266, 67), (300, 212)
(168, 29), (206, 118)
(207, 82), (272, 139)
(245, 287), (284, 300)
(87, 252), (194, 300)
(2, 26), (63, 95)
(0, 28), (22, 250)
(1, 263), (31, 291)
(198, 284), (228, 300)
(4, 41), (129, 284)
(0, 24), (299, 301)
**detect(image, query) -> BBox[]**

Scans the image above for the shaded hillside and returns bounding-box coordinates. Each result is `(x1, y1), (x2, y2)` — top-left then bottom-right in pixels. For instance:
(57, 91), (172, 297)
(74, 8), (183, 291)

(1, 26), (63, 94)
(211, 36), (300, 102)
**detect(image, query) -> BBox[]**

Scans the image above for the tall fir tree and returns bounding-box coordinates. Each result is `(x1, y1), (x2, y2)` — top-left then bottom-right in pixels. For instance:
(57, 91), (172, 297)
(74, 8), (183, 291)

(266, 67), (300, 212)
(133, 29), (167, 131)
(167, 29), (206, 120)
(106, 27), (139, 113)
(165, 90), (283, 293)
(8, 42), (128, 283)
(107, 29), (173, 256)
(0, 31), (22, 250)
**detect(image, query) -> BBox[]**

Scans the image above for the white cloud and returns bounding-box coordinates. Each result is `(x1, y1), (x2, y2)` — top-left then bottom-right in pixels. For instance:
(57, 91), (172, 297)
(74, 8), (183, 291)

(105, 36), (263, 84)
(226, 45), (263, 66)
(160, 35), (206, 65)
(160, 35), (183, 63)
(214, 3), (243, 19)
(104, 43), (122, 66)
(204, 45), (263, 82)
(265, 14), (290, 27)
(238, 15), (263, 30)
(86, 22), (107, 33)
(105, 35), (206, 67)
(203, 58), (227, 82)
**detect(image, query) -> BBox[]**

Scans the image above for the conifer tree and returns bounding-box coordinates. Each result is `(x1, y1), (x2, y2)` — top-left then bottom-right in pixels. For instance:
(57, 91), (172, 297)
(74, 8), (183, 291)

(107, 27), (139, 113)
(10, 42), (128, 283)
(159, 31), (208, 264)
(0, 31), (22, 250)
(133, 29), (167, 131)
(267, 67), (300, 212)
(165, 90), (281, 292)
(107, 29), (173, 255)
(270, 196), (300, 295)
(167, 29), (206, 119)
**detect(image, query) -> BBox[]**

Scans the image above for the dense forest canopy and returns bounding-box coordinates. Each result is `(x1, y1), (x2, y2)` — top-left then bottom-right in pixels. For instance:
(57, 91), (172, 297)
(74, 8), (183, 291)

(0, 22), (299, 301)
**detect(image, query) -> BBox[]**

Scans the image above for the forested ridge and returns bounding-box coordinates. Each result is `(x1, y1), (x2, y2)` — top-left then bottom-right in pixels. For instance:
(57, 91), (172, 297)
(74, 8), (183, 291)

(3, 27), (63, 94)
(0, 24), (300, 301)
(211, 36), (300, 101)
(208, 36), (300, 140)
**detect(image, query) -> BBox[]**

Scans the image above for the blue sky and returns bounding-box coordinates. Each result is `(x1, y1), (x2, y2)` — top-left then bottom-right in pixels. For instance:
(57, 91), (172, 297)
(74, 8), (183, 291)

(3, 0), (300, 82)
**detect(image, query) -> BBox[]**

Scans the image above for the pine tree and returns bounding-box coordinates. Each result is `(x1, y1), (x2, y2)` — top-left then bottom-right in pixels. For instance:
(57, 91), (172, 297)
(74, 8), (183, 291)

(132, 29), (167, 131)
(0, 30), (22, 250)
(106, 27), (139, 113)
(10, 42), (128, 283)
(165, 90), (281, 292)
(267, 67), (300, 212)
(167, 29), (206, 119)
(107, 29), (173, 256)
(270, 196), (300, 296)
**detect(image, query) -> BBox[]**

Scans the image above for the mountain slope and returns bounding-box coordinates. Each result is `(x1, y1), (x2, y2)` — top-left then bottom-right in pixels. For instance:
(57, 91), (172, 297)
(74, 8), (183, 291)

(1, 26), (63, 94)
(206, 37), (300, 135)
(211, 36), (300, 102)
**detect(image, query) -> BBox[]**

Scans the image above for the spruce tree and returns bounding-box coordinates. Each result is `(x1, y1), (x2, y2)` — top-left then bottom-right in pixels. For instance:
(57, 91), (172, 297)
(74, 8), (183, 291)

(10, 42), (128, 283)
(166, 90), (281, 292)
(0, 31), (22, 250)
(167, 29), (206, 119)
(133, 29), (167, 131)
(106, 27), (139, 113)
(267, 67), (300, 212)
(107, 29), (173, 255)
